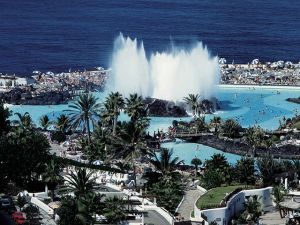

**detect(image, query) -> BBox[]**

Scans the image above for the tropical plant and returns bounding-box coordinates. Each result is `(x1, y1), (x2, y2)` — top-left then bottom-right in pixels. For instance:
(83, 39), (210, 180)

(183, 94), (200, 116)
(65, 168), (97, 197)
(66, 93), (101, 143)
(116, 118), (149, 189)
(39, 114), (52, 131)
(210, 116), (222, 134)
(55, 114), (71, 134)
(201, 168), (224, 189)
(205, 153), (229, 171)
(149, 173), (184, 213)
(235, 157), (256, 186)
(244, 195), (262, 223)
(42, 159), (63, 200)
(103, 196), (126, 224)
(14, 112), (33, 129)
(23, 204), (40, 224)
(149, 148), (183, 175)
(17, 195), (27, 209)
(57, 194), (98, 225)
(125, 93), (146, 123)
(0, 100), (11, 134)
(104, 92), (124, 136)
(245, 126), (265, 156)
(0, 126), (50, 188)
(221, 119), (241, 138)
(191, 157), (202, 177)
(256, 153), (276, 186)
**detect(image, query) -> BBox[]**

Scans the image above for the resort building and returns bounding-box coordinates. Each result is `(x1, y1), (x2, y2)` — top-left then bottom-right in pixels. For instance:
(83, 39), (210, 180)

(194, 187), (273, 225)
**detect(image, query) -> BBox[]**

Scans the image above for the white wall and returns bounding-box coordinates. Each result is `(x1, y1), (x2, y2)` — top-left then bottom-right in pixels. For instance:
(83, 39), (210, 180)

(194, 187), (273, 225)
(31, 197), (54, 215)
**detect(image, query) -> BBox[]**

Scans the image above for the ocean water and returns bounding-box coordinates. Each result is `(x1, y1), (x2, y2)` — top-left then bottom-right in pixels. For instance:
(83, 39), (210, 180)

(8, 86), (300, 164)
(1, 0), (300, 74)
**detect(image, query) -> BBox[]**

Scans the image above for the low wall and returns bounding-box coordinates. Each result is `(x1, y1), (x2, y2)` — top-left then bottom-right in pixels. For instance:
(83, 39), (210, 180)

(197, 185), (208, 193)
(31, 197), (54, 215)
(143, 205), (173, 225)
(194, 187), (273, 225)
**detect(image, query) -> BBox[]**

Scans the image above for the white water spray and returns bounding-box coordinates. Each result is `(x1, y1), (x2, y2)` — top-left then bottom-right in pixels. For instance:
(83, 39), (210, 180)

(108, 34), (220, 101)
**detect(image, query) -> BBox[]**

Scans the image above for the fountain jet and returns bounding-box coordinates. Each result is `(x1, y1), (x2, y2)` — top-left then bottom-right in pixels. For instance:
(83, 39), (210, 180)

(108, 33), (220, 101)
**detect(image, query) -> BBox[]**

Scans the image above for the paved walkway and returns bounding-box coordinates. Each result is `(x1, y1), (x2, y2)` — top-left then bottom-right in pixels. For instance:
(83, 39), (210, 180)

(177, 187), (205, 221)
(260, 207), (286, 225)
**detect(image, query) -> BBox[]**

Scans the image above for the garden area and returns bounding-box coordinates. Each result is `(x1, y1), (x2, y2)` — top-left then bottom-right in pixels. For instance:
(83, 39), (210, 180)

(196, 185), (245, 209)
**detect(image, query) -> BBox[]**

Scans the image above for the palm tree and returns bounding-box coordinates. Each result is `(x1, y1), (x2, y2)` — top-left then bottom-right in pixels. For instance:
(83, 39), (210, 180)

(183, 94), (200, 116)
(42, 159), (62, 200)
(14, 112), (33, 128)
(149, 148), (183, 175)
(118, 120), (149, 189)
(104, 92), (124, 136)
(205, 153), (229, 171)
(210, 116), (221, 134)
(66, 93), (101, 143)
(39, 114), (51, 131)
(125, 93), (146, 122)
(191, 157), (202, 177)
(58, 194), (95, 225)
(221, 119), (241, 138)
(245, 126), (264, 157)
(103, 196), (126, 224)
(0, 100), (11, 134)
(65, 168), (97, 197)
(55, 114), (71, 134)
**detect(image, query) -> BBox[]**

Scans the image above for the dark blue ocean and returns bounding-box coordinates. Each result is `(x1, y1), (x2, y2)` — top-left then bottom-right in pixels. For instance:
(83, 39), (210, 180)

(1, 0), (300, 74)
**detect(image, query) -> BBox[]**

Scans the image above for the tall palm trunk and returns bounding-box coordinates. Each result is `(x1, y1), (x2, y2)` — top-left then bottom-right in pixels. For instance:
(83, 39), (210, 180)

(51, 189), (55, 201)
(86, 116), (91, 144)
(132, 152), (137, 190)
(252, 145), (256, 158)
(113, 105), (117, 136)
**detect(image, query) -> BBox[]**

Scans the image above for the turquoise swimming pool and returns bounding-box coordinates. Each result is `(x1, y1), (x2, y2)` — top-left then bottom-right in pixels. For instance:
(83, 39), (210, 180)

(8, 86), (300, 164)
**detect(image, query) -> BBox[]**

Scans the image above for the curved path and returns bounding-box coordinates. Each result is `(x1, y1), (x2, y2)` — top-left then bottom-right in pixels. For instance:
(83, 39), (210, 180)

(177, 188), (205, 221)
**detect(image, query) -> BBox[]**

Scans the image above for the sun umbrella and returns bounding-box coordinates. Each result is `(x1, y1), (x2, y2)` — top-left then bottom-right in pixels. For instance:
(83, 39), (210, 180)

(251, 59), (259, 65)
(48, 201), (62, 209)
(219, 58), (227, 64)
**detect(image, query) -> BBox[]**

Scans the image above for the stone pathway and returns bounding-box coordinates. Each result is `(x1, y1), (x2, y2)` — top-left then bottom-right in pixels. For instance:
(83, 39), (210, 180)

(260, 207), (286, 225)
(177, 187), (205, 221)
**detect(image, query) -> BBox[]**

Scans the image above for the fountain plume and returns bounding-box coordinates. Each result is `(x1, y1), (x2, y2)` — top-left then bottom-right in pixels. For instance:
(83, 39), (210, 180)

(108, 33), (220, 101)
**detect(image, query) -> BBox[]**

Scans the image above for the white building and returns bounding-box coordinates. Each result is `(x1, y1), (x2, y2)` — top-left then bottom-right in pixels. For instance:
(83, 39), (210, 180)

(0, 75), (35, 88)
(194, 187), (274, 225)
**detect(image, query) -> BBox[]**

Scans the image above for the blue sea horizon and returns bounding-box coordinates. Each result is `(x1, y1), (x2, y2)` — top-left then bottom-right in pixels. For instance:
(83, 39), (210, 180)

(1, 0), (300, 74)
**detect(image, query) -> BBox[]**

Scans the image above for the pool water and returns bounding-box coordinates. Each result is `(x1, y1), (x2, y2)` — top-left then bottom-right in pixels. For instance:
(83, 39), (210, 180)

(8, 86), (300, 164)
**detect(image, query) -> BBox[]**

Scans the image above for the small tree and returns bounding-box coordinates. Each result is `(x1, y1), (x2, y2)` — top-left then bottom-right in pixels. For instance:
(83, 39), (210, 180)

(103, 196), (126, 224)
(191, 157), (202, 177)
(17, 195), (27, 209)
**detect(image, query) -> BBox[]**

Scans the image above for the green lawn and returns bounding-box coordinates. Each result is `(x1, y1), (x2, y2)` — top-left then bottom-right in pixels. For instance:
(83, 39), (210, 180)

(196, 185), (245, 209)
(293, 121), (300, 130)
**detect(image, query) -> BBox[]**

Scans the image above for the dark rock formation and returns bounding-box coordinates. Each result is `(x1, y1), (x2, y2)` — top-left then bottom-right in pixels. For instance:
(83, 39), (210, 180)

(144, 97), (220, 117)
(287, 97), (300, 104)
(0, 88), (72, 105)
(183, 134), (300, 159)
(144, 98), (188, 117)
